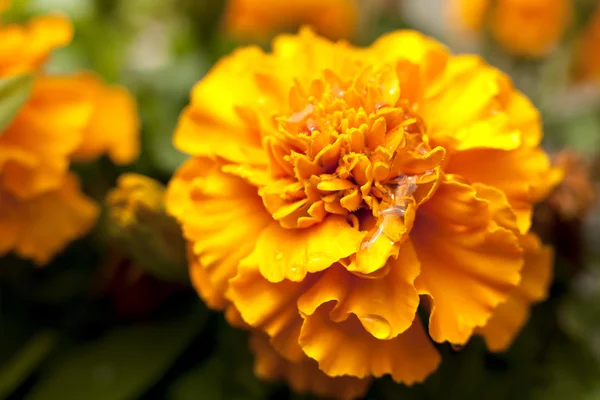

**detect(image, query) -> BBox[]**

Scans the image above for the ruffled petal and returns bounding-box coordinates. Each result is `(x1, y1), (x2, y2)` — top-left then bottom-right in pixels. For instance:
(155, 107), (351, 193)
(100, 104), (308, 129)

(421, 56), (524, 152)
(0, 75), (93, 198)
(413, 179), (523, 345)
(165, 157), (272, 309)
(228, 264), (315, 362)
(245, 215), (364, 283)
(173, 47), (276, 165)
(369, 30), (450, 87)
(250, 332), (370, 400)
(477, 233), (552, 351)
(70, 73), (140, 165)
(446, 146), (561, 232)
(0, 173), (98, 265)
(299, 302), (441, 383)
(297, 241), (420, 340)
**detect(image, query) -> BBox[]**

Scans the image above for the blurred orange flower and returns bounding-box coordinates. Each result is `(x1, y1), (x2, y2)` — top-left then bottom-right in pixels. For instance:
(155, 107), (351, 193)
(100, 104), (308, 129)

(0, 15), (139, 265)
(452, 0), (572, 58)
(573, 6), (600, 83)
(223, 0), (357, 41)
(166, 28), (560, 391)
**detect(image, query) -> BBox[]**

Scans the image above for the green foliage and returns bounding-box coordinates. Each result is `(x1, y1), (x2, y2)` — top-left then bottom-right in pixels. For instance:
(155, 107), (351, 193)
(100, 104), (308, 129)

(28, 305), (207, 400)
(169, 323), (268, 400)
(0, 73), (35, 134)
(0, 331), (58, 399)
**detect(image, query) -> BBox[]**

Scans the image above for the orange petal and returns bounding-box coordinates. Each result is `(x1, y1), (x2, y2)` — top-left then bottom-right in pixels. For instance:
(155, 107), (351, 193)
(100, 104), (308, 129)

(0, 173), (98, 265)
(413, 179), (523, 345)
(477, 233), (553, 351)
(245, 215), (364, 283)
(70, 73), (140, 165)
(446, 146), (559, 233)
(0, 15), (73, 75)
(0, 75), (93, 199)
(299, 302), (441, 383)
(165, 157), (272, 309)
(250, 332), (370, 400)
(298, 242), (420, 340)
(228, 264), (316, 362)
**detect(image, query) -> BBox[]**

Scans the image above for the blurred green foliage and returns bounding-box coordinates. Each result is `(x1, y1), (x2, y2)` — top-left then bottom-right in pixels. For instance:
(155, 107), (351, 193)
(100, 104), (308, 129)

(1, 0), (600, 399)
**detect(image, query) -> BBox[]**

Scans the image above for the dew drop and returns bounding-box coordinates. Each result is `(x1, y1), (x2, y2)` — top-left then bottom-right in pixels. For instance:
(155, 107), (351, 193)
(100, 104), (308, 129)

(307, 118), (320, 132)
(275, 250), (283, 260)
(376, 102), (389, 112)
(361, 315), (392, 340)
(359, 175), (418, 252)
(330, 86), (345, 98)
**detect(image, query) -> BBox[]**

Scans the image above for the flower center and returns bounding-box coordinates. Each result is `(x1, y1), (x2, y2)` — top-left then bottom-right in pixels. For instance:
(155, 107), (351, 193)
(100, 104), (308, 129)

(260, 65), (445, 248)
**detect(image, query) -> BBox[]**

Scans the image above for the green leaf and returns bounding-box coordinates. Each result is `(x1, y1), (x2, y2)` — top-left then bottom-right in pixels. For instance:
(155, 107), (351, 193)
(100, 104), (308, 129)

(168, 322), (269, 400)
(0, 73), (35, 134)
(0, 331), (58, 399)
(28, 306), (207, 400)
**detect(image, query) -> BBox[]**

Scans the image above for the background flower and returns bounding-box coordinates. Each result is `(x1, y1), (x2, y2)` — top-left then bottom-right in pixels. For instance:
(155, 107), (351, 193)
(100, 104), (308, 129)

(223, 0), (358, 41)
(0, 11), (139, 264)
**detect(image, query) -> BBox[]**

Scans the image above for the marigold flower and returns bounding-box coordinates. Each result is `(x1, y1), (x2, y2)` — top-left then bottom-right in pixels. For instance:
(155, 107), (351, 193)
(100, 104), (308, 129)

(573, 6), (600, 83)
(0, 15), (139, 264)
(223, 0), (357, 41)
(0, 14), (73, 76)
(166, 28), (561, 388)
(451, 0), (572, 58)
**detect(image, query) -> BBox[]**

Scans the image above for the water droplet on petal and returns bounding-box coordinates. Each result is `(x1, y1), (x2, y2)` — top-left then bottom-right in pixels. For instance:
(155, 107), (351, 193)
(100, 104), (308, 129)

(275, 250), (283, 260)
(361, 314), (392, 340)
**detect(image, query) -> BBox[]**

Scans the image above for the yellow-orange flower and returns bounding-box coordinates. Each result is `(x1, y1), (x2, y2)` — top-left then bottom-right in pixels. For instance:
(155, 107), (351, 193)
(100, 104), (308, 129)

(451, 0), (572, 58)
(166, 28), (560, 391)
(223, 0), (357, 41)
(0, 14), (73, 76)
(573, 6), (600, 83)
(0, 15), (139, 265)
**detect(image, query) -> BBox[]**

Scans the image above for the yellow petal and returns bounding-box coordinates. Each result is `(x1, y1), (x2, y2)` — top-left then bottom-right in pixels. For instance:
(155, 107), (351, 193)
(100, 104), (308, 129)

(422, 56), (522, 152)
(246, 215), (364, 283)
(413, 179), (523, 345)
(370, 30), (449, 86)
(477, 233), (552, 351)
(299, 302), (441, 384)
(173, 47), (276, 165)
(165, 157), (272, 308)
(298, 242), (420, 340)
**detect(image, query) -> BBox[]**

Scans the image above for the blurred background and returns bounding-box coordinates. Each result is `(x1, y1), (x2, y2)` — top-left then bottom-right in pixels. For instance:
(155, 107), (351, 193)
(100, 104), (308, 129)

(1, 0), (600, 399)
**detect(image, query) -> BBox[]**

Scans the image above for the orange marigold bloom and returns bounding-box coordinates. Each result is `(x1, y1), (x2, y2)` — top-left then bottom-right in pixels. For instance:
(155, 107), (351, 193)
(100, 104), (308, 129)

(166, 28), (561, 389)
(223, 0), (357, 41)
(573, 6), (600, 83)
(451, 0), (572, 58)
(0, 16), (139, 264)
(0, 14), (73, 76)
